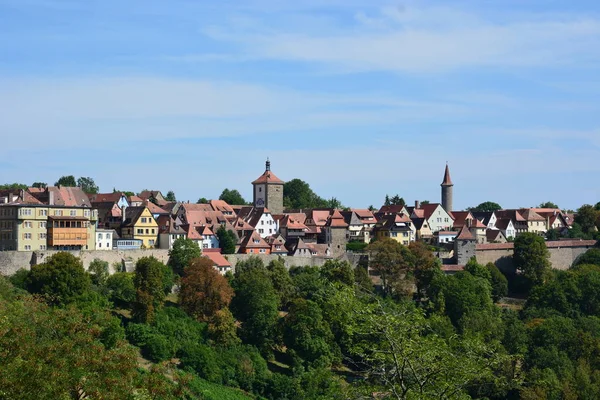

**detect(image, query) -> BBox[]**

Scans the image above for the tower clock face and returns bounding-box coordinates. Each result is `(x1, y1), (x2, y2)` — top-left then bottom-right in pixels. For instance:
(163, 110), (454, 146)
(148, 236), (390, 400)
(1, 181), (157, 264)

(256, 198), (264, 206)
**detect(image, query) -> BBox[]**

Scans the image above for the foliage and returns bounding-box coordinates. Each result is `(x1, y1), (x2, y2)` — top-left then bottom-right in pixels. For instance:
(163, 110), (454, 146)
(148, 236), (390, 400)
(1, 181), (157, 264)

(0, 182), (28, 190)
(575, 204), (600, 234)
(346, 240), (368, 252)
(54, 175), (77, 187)
(539, 201), (559, 209)
(469, 201), (502, 212)
(208, 308), (241, 346)
(106, 272), (136, 306)
(165, 190), (176, 201)
(367, 238), (415, 297)
(409, 240), (441, 299)
(514, 232), (551, 290)
(133, 256), (168, 323)
(31, 181), (47, 188)
(0, 295), (140, 400)
(77, 176), (99, 194)
(217, 225), (237, 254)
(487, 262), (509, 302)
(89, 258), (110, 286)
(320, 259), (354, 287)
(266, 258), (296, 308)
(168, 237), (202, 276)
(573, 247), (600, 267)
(179, 257), (234, 322)
(383, 194), (405, 207)
(231, 258), (279, 355)
(283, 178), (328, 209)
(26, 252), (91, 305)
(197, 197), (209, 204)
(8, 268), (30, 291)
(219, 188), (247, 205)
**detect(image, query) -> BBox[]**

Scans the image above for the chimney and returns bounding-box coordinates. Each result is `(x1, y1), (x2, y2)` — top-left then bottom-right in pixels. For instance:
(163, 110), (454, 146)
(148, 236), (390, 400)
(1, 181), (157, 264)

(122, 204), (127, 223)
(415, 200), (420, 209)
(48, 190), (54, 206)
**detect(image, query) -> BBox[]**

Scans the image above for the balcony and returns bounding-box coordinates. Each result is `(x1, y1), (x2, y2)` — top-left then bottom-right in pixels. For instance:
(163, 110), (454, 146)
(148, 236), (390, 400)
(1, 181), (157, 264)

(47, 216), (89, 247)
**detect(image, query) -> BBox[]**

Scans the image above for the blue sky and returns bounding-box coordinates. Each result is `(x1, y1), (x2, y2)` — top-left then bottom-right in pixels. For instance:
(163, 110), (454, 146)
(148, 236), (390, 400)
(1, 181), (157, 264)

(1, 0), (599, 210)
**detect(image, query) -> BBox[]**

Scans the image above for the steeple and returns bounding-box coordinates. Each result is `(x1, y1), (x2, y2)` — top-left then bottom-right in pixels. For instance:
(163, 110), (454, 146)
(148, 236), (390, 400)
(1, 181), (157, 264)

(266, 157), (271, 172)
(441, 163), (453, 186)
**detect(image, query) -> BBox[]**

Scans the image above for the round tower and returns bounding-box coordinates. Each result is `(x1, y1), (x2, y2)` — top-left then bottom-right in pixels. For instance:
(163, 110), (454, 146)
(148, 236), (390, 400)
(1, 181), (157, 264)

(441, 163), (453, 213)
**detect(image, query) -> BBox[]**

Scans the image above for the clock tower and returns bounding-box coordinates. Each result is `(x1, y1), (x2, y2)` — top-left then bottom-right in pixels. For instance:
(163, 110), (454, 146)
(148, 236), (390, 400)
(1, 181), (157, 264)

(252, 159), (285, 214)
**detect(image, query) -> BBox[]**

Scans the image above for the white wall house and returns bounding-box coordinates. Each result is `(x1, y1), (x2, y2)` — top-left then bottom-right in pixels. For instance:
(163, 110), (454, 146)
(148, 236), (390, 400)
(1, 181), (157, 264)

(96, 229), (114, 250)
(255, 212), (278, 238)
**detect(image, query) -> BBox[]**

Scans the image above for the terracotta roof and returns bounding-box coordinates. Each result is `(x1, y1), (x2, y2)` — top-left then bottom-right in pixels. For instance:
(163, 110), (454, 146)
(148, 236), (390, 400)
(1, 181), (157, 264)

(305, 243), (330, 257)
(412, 209), (425, 218)
(128, 195), (143, 203)
(144, 200), (168, 215)
(475, 240), (597, 251)
(210, 199), (235, 214)
(441, 264), (464, 272)
(441, 164), (453, 186)
(451, 211), (473, 228)
(252, 170), (284, 185)
(496, 210), (526, 222)
(378, 205), (406, 214)
(239, 231), (270, 249)
(202, 252), (231, 268)
(519, 208), (546, 222)
(353, 209), (376, 219)
(327, 209), (349, 228)
(88, 192), (125, 203)
(472, 218), (487, 228)
(28, 187), (92, 207)
(439, 231), (457, 235)
(307, 210), (331, 227)
(456, 225), (475, 240)
(181, 203), (213, 212)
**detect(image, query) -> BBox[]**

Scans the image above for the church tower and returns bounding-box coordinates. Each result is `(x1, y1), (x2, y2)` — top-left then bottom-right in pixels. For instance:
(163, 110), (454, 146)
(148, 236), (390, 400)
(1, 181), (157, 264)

(441, 163), (453, 213)
(252, 159), (285, 214)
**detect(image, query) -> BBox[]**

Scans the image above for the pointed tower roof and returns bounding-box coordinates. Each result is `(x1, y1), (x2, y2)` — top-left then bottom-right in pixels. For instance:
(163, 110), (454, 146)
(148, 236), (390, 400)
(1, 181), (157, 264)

(456, 225), (475, 240)
(441, 163), (453, 186)
(252, 159), (285, 185)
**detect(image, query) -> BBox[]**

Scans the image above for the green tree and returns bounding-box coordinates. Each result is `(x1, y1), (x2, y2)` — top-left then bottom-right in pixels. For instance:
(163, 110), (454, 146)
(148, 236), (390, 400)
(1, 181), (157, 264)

(514, 232), (551, 289)
(487, 262), (508, 302)
(207, 308), (240, 346)
(231, 258), (279, 355)
(409, 240), (441, 299)
(26, 252), (91, 305)
(283, 298), (336, 369)
(469, 201), (502, 212)
(132, 256), (167, 323)
(574, 248), (600, 267)
(105, 272), (136, 307)
(54, 175), (77, 187)
(165, 190), (176, 201)
(283, 178), (326, 209)
(219, 188), (247, 205)
(324, 196), (344, 209)
(197, 197), (209, 204)
(384, 194), (405, 207)
(31, 182), (47, 188)
(367, 238), (415, 297)
(539, 201), (559, 209)
(320, 259), (354, 287)
(179, 257), (234, 322)
(168, 237), (202, 276)
(216, 225), (237, 254)
(267, 258), (296, 308)
(0, 183), (28, 190)
(575, 204), (599, 234)
(88, 258), (110, 287)
(76, 176), (99, 194)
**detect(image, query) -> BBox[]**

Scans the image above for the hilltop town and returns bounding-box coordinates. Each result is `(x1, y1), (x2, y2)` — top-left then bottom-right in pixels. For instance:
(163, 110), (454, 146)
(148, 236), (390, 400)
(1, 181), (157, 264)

(1, 160), (596, 276)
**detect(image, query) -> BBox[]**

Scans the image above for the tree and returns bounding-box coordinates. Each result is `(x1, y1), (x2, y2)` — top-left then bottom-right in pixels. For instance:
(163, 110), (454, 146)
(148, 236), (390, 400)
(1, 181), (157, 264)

(539, 201), (559, 209)
(367, 238), (415, 297)
(219, 188), (247, 205)
(179, 257), (234, 322)
(573, 248), (600, 267)
(267, 258), (296, 308)
(54, 175), (77, 187)
(26, 252), (91, 305)
(469, 201), (502, 212)
(88, 258), (110, 287)
(207, 308), (240, 346)
(575, 204), (599, 234)
(168, 237), (202, 276)
(77, 176), (99, 194)
(487, 262), (508, 302)
(325, 196), (344, 209)
(132, 256), (167, 323)
(420, 200), (430, 205)
(31, 182), (47, 188)
(197, 197), (209, 204)
(283, 299), (336, 369)
(283, 178), (327, 209)
(409, 240), (440, 298)
(384, 194), (405, 207)
(514, 232), (551, 289)
(165, 190), (176, 202)
(320, 259), (354, 287)
(231, 259), (279, 355)
(216, 225), (237, 254)
(105, 272), (136, 307)
(0, 183), (28, 190)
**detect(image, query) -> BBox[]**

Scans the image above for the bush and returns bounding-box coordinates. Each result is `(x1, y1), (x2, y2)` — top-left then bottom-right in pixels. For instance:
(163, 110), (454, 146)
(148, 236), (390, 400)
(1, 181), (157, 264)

(346, 241), (368, 252)
(8, 268), (29, 290)
(143, 334), (174, 362)
(106, 272), (136, 306)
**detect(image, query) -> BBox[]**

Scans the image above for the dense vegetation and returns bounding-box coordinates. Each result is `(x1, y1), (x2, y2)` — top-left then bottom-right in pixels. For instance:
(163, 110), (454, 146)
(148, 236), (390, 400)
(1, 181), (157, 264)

(2, 236), (600, 399)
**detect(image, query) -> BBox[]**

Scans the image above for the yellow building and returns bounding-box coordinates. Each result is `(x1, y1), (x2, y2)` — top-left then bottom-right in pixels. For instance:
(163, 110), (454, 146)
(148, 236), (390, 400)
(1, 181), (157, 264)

(120, 206), (159, 248)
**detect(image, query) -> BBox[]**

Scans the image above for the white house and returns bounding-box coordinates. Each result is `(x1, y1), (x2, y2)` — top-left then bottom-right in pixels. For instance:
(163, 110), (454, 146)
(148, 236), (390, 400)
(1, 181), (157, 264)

(237, 206), (279, 238)
(438, 230), (458, 244)
(96, 229), (114, 250)
(412, 203), (454, 233)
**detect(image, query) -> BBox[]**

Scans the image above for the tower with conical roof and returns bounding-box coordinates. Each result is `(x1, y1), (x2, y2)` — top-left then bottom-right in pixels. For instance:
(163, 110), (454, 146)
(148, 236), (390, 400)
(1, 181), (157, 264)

(441, 163), (453, 213)
(252, 159), (285, 214)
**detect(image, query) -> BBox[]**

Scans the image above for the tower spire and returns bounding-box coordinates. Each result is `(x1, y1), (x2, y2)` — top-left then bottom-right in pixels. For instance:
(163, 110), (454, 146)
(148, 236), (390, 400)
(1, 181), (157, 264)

(441, 163), (454, 213)
(266, 157), (271, 171)
(441, 163), (453, 186)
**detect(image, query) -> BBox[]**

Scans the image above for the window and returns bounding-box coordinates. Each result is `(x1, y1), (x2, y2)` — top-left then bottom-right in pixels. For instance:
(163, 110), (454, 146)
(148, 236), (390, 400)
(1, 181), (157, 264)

(23, 221), (32, 228)
(403, 232), (408, 237)
(259, 249), (266, 253)
(40, 245), (46, 250)
(98, 233), (103, 239)
(70, 210), (76, 216)
(39, 233), (46, 239)
(259, 229), (264, 234)
(98, 243), (102, 248)
(39, 209), (47, 216)
(261, 221), (264, 225)
(203, 244), (208, 249)
(84, 209), (90, 217)
(149, 240), (155, 246)
(54, 210), (62, 216)
(444, 218), (449, 222)
(39, 222), (46, 228)
(24, 245), (31, 250)
(141, 217), (147, 223)
(391, 232), (397, 237)
(151, 229), (155, 234)
(24, 233), (32, 240)
(137, 229), (143, 234)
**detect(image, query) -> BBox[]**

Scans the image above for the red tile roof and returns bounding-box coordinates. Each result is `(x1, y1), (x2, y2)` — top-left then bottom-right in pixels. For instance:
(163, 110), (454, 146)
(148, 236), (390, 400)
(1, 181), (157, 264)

(451, 211), (473, 228)
(202, 251), (231, 268)
(327, 209), (349, 228)
(456, 225), (475, 240)
(252, 170), (284, 185)
(441, 164), (453, 186)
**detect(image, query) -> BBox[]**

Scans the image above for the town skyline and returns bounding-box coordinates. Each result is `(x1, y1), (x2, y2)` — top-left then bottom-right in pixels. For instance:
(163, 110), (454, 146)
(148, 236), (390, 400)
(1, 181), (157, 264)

(1, 0), (599, 209)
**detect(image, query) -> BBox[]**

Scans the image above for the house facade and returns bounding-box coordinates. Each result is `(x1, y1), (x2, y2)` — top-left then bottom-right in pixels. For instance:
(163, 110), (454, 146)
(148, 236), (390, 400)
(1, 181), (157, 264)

(120, 206), (159, 248)
(96, 229), (114, 250)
